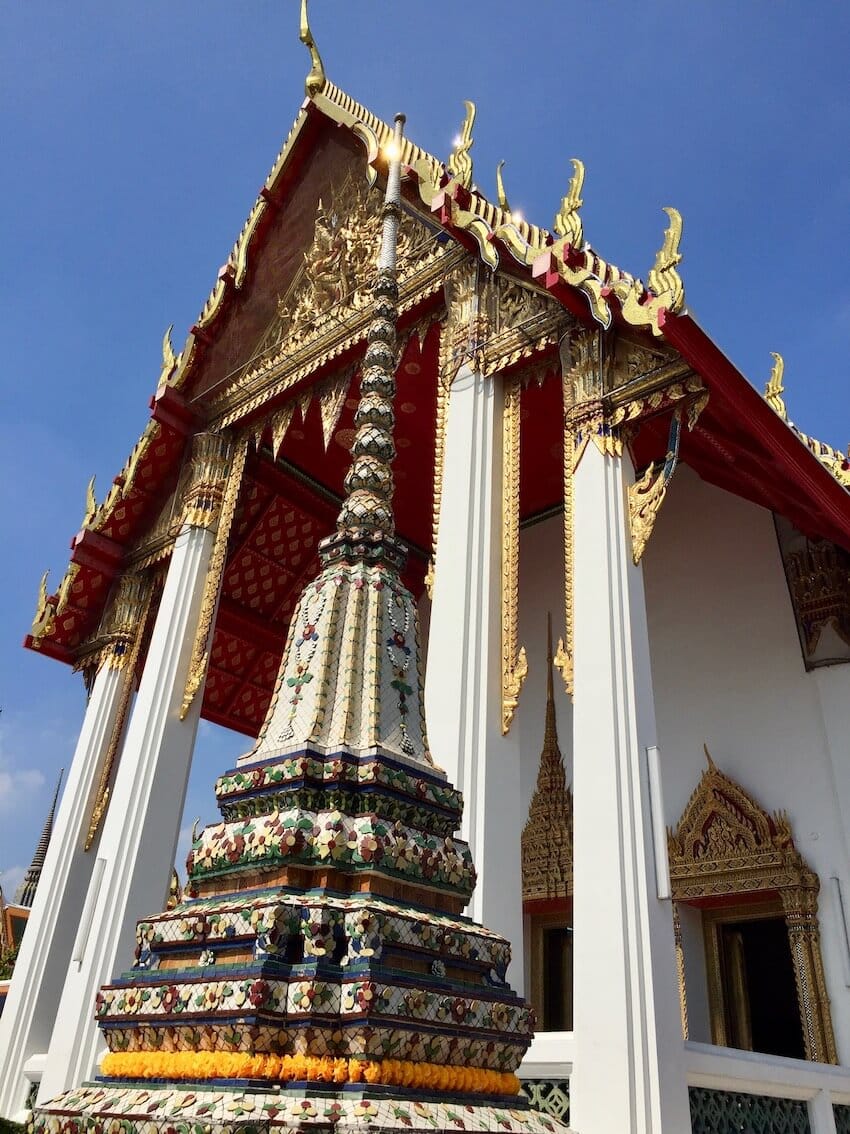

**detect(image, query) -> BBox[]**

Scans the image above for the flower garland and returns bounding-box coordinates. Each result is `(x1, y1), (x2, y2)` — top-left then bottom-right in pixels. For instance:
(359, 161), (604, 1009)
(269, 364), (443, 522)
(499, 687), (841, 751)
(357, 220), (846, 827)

(100, 1052), (520, 1096)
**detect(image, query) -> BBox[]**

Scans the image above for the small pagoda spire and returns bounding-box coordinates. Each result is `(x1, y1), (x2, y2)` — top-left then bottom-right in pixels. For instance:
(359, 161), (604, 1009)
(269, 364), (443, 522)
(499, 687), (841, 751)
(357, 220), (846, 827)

(521, 618), (572, 902)
(14, 768), (64, 908)
(336, 114), (406, 536)
(537, 615), (567, 798)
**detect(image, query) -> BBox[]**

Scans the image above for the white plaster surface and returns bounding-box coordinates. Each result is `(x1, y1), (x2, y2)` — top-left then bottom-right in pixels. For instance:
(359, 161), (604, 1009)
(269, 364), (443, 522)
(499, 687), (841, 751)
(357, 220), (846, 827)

(0, 663), (131, 1120)
(424, 365), (524, 989)
(37, 524), (214, 1102)
(643, 465), (850, 1062)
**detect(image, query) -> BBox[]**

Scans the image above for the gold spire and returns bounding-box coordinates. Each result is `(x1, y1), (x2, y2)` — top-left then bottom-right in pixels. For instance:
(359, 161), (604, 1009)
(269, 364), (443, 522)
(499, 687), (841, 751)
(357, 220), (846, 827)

(299, 0), (326, 98)
(521, 616), (572, 902)
(553, 158), (585, 249)
(448, 100), (475, 191)
(764, 351), (787, 419)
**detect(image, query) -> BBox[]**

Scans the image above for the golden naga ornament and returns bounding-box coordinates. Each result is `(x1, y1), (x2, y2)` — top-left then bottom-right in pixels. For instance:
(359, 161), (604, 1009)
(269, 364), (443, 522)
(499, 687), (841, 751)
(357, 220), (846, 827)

(764, 351), (787, 419)
(299, 0), (326, 98)
(496, 160), (511, 212)
(159, 324), (177, 387)
(83, 475), (97, 528)
(612, 206), (685, 337)
(647, 206), (685, 308)
(448, 100), (476, 191)
(553, 158), (585, 251)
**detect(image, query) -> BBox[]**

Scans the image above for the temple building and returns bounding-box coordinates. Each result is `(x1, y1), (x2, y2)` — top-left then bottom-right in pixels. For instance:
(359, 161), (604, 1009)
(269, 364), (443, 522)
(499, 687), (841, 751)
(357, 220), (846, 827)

(2, 8), (850, 1133)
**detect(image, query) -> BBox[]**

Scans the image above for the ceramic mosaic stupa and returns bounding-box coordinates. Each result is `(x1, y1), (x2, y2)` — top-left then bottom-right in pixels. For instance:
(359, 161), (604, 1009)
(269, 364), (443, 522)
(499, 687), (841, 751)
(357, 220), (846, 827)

(31, 112), (571, 1134)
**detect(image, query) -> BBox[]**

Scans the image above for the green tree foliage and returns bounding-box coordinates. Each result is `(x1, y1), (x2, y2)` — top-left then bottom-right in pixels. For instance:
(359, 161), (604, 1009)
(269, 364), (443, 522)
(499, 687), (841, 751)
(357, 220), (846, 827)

(0, 942), (19, 980)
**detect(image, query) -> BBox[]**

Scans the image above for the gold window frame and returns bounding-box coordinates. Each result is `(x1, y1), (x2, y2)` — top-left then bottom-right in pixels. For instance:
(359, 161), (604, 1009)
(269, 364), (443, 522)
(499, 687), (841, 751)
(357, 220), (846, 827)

(669, 750), (837, 1064)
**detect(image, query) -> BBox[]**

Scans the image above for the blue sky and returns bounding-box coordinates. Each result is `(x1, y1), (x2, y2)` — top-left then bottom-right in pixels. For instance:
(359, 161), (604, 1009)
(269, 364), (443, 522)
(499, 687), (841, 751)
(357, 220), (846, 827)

(2, 3), (849, 896)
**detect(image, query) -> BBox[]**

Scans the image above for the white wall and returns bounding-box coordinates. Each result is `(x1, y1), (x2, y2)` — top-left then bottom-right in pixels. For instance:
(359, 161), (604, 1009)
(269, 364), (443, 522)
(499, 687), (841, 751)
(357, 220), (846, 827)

(642, 465), (850, 1062)
(513, 470), (850, 1063)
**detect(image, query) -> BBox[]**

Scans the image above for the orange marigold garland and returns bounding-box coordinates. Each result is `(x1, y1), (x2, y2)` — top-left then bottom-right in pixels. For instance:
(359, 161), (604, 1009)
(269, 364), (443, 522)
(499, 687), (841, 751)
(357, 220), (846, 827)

(100, 1052), (520, 1096)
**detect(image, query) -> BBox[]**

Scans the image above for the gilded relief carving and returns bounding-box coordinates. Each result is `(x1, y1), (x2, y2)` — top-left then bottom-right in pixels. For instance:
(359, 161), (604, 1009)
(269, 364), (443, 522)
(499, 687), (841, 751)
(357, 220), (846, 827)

(669, 749), (837, 1064)
(501, 375), (527, 734)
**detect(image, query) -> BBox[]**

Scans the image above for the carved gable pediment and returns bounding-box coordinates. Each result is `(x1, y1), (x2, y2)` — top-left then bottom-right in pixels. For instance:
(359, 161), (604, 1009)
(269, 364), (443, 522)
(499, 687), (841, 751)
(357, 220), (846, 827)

(668, 748), (814, 903)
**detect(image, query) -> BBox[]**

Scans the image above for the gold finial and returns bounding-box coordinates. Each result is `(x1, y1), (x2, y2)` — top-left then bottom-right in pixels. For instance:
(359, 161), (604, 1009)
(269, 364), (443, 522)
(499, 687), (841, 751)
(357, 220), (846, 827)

(448, 100), (476, 191)
(159, 324), (176, 384)
(496, 160), (510, 212)
(84, 476), (97, 525)
(31, 570), (55, 638)
(553, 157), (585, 249)
(37, 569), (49, 610)
(647, 206), (685, 313)
(299, 0), (326, 98)
(764, 352), (787, 420)
(703, 742), (716, 771)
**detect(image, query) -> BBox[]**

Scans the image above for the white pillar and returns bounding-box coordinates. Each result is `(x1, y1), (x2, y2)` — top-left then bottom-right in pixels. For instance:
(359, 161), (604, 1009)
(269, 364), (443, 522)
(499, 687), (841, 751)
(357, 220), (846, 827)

(0, 662), (132, 1119)
(37, 522), (215, 1102)
(424, 364), (524, 987)
(569, 443), (690, 1133)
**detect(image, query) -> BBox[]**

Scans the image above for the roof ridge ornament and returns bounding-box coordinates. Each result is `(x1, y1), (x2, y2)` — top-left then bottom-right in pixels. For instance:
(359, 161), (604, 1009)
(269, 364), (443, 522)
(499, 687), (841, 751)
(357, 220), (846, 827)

(83, 475), (97, 528)
(299, 0), (326, 98)
(553, 157), (585, 250)
(158, 324), (177, 387)
(647, 206), (684, 312)
(448, 100), (475, 191)
(764, 351), (787, 420)
(496, 160), (511, 212)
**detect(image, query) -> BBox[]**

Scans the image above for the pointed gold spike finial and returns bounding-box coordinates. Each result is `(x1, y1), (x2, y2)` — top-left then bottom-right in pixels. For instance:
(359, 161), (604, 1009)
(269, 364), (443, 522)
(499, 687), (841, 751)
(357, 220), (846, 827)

(553, 157), (585, 249)
(159, 324), (177, 383)
(764, 352), (787, 420)
(84, 476), (97, 525)
(647, 206), (685, 313)
(31, 570), (55, 638)
(299, 0), (326, 98)
(703, 742), (716, 771)
(37, 570), (49, 610)
(448, 100), (476, 191)
(496, 160), (510, 212)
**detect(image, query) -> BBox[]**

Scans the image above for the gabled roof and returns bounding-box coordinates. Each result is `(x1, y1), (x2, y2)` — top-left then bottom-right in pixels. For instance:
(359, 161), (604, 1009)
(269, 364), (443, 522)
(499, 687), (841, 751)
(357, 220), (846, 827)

(26, 49), (850, 674)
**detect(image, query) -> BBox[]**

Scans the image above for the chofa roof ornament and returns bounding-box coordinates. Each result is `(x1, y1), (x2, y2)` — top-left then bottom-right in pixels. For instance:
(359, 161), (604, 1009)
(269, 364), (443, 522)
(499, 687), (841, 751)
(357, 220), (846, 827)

(299, 0), (326, 98)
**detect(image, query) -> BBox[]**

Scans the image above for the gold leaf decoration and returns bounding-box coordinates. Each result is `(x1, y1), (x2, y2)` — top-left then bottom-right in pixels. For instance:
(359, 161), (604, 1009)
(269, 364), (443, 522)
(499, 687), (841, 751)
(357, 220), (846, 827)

(495, 160), (510, 212)
(647, 206), (685, 313)
(299, 0), (326, 98)
(764, 351), (787, 420)
(448, 100), (476, 191)
(553, 158), (585, 250)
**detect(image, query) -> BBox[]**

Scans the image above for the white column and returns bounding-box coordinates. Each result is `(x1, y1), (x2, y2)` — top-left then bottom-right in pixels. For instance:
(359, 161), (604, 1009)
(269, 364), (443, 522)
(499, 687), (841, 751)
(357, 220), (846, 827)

(37, 522), (214, 1102)
(424, 364), (524, 987)
(569, 443), (690, 1132)
(0, 662), (131, 1120)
